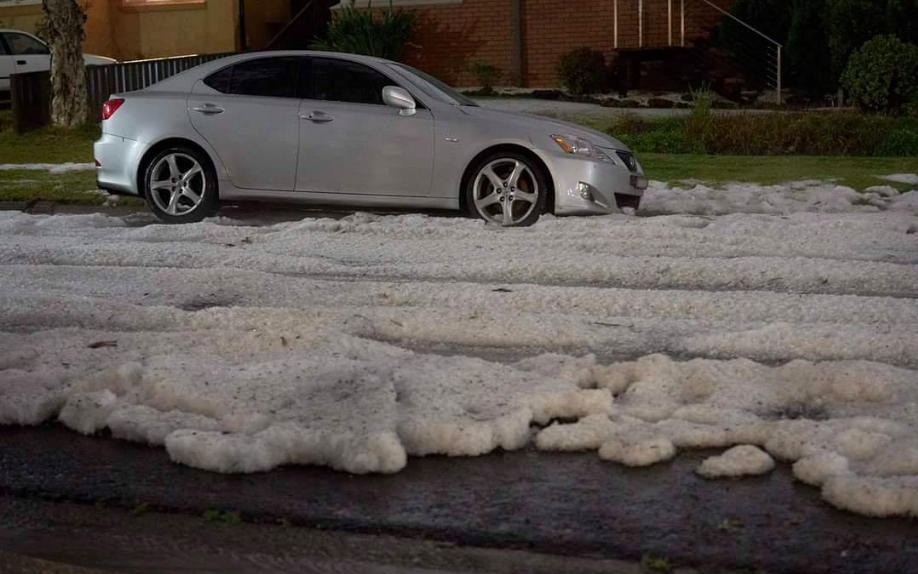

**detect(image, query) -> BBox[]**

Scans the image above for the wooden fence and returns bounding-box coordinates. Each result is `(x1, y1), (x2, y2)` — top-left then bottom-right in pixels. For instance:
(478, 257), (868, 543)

(10, 71), (51, 134)
(10, 52), (234, 133)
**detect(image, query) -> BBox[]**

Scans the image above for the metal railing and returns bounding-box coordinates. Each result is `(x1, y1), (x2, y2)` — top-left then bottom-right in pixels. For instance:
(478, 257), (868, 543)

(690, 0), (782, 103)
(611, 0), (783, 103)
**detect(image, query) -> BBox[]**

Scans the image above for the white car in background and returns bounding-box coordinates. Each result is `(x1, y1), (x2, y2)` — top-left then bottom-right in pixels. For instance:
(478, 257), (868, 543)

(0, 29), (116, 92)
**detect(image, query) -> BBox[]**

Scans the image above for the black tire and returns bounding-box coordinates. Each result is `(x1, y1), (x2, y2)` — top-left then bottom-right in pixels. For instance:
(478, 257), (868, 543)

(143, 146), (218, 224)
(464, 151), (549, 227)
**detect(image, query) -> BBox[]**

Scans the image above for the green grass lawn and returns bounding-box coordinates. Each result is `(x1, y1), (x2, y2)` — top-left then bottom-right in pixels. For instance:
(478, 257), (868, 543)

(639, 154), (918, 192)
(0, 169), (107, 205)
(0, 122), (98, 164)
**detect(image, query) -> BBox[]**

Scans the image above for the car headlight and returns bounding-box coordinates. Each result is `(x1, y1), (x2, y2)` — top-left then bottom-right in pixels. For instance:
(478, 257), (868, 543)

(551, 135), (612, 162)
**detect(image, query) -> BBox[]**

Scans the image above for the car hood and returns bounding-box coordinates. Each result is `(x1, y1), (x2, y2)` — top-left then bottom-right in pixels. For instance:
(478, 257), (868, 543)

(457, 105), (630, 152)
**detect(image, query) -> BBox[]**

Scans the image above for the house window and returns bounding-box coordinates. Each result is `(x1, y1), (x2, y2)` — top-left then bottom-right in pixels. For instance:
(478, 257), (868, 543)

(121, 0), (205, 7)
(334, 0), (462, 8)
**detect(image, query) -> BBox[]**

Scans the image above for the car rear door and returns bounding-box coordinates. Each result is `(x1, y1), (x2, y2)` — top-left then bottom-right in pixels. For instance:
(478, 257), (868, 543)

(295, 57), (434, 197)
(188, 56), (301, 191)
(1, 32), (50, 77)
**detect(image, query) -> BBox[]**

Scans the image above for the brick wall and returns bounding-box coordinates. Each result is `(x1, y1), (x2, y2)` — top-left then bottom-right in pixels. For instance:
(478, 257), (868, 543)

(390, 0), (735, 88)
(395, 0), (514, 87)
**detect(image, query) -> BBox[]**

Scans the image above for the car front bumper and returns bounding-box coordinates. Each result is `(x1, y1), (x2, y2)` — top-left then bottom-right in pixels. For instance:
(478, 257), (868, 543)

(541, 150), (647, 215)
(94, 133), (144, 197)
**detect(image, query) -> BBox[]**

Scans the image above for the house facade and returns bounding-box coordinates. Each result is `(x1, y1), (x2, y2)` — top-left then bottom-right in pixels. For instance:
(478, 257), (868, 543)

(0, 0), (291, 61)
(1, 0), (738, 90)
(348, 0), (736, 88)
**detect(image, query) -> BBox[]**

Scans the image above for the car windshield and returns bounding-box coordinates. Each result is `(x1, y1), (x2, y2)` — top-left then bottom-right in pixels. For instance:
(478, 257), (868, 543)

(389, 63), (478, 107)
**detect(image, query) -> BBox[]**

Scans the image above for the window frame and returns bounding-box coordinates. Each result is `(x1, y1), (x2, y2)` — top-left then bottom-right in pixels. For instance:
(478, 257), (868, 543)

(120, 0), (206, 10)
(334, 0), (461, 8)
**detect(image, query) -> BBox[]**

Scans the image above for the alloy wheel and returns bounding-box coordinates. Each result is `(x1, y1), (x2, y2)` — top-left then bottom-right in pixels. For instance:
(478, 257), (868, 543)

(149, 153), (207, 216)
(472, 158), (540, 226)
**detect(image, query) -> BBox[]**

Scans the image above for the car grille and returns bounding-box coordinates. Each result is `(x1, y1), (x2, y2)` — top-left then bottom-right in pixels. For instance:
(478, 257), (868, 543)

(615, 151), (638, 172)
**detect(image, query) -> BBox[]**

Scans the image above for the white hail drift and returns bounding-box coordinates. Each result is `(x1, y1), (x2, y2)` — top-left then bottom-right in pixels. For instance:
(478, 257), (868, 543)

(1, 178), (917, 518)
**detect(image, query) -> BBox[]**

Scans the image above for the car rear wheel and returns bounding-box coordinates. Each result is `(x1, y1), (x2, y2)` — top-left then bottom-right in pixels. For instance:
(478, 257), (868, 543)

(466, 152), (548, 227)
(144, 147), (218, 224)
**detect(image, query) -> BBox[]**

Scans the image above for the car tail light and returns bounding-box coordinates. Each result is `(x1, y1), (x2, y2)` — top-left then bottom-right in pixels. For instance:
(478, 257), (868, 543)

(102, 98), (124, 121)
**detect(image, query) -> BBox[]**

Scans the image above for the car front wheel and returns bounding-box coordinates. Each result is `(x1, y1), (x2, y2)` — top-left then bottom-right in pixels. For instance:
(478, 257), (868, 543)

(466, 152), (548, 227)
(144, 147), (218, 223)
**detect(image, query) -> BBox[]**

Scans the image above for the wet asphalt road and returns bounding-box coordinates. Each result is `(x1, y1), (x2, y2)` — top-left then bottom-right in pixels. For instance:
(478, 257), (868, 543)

(3, 424), (918, 574)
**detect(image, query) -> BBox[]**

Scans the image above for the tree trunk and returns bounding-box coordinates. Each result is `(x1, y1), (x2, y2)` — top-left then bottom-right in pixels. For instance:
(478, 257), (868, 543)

(42, 0), (88, 129)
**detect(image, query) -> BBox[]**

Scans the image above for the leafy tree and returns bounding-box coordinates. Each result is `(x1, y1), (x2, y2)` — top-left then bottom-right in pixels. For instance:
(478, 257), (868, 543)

(826, 0), (887, 80)
(728, 0), (918, 96)
(841, 34), (918, 113)
(785, 0), (835, 96)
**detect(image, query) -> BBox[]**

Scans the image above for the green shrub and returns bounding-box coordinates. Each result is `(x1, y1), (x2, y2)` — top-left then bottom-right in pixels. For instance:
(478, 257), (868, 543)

(309, 1), (417, 61)
(606, 111), (917, 156)
(557, 48), (607, 96)
(877, 124), (918, 155)
(841, 35), (918, 114)
(464, 60), (502, 94)
(683, 84), (715, 153)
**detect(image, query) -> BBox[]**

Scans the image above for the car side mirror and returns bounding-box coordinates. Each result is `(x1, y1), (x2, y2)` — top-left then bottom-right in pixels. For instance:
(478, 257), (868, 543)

(382, 86), (417, 116)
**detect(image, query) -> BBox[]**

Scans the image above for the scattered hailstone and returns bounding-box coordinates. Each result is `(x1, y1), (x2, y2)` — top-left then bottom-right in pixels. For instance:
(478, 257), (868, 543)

(880, 174), (918, 185)
(696, 445), (775, 478)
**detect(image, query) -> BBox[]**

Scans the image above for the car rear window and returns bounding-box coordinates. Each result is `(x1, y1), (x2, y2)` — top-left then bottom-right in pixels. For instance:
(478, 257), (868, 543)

(202, 57), (299, 99)
(203, 66), (232, 93)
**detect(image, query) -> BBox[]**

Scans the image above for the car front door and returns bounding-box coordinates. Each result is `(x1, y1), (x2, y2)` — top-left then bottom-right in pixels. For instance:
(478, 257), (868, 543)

(295, 57), (434, 197)
(1, 32), (51, 77)
(188, 56), (301, 191)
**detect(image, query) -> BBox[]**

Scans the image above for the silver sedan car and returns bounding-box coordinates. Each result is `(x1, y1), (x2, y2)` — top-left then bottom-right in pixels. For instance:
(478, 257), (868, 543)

(95, 51), (647, 227)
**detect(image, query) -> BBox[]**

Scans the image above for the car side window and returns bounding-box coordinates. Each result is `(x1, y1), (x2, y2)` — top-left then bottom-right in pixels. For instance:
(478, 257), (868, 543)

(3, 33), (49, 56)
(203, 57), (299, 98)
(203, 65), (233, 94)
(304, 58), (393, 106)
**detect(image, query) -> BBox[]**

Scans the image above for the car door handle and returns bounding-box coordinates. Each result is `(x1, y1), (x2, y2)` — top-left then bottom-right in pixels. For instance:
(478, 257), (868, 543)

(16, 60), (26, 65)
(191, 105), (225, 115)
(302, 112), (333, 123)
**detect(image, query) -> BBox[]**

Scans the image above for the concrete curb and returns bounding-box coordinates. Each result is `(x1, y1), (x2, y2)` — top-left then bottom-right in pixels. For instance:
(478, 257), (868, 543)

(0, 550), (124, 574)
(0, 201), (147, 217)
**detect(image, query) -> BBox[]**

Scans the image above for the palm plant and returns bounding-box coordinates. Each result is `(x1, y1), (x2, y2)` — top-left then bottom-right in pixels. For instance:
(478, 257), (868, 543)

(310, 1), (418, 61)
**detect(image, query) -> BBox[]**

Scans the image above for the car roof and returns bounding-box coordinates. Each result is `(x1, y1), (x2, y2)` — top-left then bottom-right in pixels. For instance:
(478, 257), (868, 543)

(225, 50), (392, 65)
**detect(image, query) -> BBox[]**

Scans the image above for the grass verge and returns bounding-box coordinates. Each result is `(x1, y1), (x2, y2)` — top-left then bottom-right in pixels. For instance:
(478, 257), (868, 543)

(548, 111), (918, 157)
(0, 122), (98, 164)
(0, 121), (146, 206)
(0, 169), (146, 207)
(639, 154), (918, 192)
(0, 169), (105, 204)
